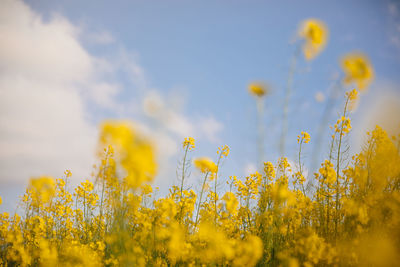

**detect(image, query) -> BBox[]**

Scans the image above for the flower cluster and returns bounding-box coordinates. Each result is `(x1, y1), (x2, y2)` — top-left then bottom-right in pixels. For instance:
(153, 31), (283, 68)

(297, 131), (311, 144)
(1, 17), (398, 267)
(248, 82), (268, 97)
(299, 18), (328, 60)
(183, 137), (195, 151)
(0, 118), (399, 266)
(341, 53), (374, 90)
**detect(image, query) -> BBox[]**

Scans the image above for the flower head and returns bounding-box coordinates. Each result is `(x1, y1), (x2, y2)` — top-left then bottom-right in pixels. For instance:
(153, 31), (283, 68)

(346, 88), (359, 111)
(100, 121), (157, 189)
(29, 177), (56, 204)
(183, 137), (195, 151)
(248, 82), (268, 97)
(299, 19), (328, 60)
(217, 145), (230, 158)
(334, 116), (352, 135)
(297, 131), (311, 144)
(193, 157), (217, 174)
(341, 53), (374, 90)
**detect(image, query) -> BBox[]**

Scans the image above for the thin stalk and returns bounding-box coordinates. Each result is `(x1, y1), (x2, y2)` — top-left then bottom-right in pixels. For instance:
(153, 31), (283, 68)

(180, 145), (189, 200)
(297, 140), (306, 195)
(214, 152), (223, 224)
(334, 97), (350, 238)
(311, 78), (342, 173)
(194, 172), (209, 228)
(280, 45), (301, 157)
(256, 97), (265, 170)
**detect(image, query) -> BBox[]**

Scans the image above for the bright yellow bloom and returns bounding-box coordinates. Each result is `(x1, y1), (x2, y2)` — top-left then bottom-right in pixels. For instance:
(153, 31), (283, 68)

(222, 192), (239, 215)
(319, 160), (336, 185)
(183, 137), (195, 150)
(217, 145), (230, 157)
(264, 161), (276, 180)
(248, 82), (268, 97)
(341, 53), (374, 90)
(299, 19), (328, 60)
(28, 176), (56, 204)
(100, 121), (157, 189)
(193, 157), (218, 174)
(334, 116), (352, 135)
(297, 131), (311, 144)
(346, 88), (359, 111)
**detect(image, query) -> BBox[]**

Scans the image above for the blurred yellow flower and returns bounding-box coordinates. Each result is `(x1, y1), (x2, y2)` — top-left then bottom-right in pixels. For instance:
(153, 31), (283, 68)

(248, 82), (268, 97)
(341, 53), (374, 90)
(299, 19), (328, 60)
(100, 121), (157, 189)
(29, 176), (56, 204)
(346, 88), (358, 101)
(193, 157), (217, 174)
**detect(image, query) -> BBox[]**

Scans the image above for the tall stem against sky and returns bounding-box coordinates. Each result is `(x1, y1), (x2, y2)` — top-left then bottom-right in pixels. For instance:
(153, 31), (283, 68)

(311, 77), (342, 172)
(256, 97), (265, 170)
(280, 45), (301, 157)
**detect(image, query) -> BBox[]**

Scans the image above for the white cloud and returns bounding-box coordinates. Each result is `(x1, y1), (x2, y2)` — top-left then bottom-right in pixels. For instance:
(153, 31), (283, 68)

(0, 0), (118, 184)
(142, 90), (223, 143)
(116, 48), (148, 91)
(0, 0), (225, 196)
(86, 31), (115, 45)
(0, 3), (91, 84)
(197, 116), (224, 143)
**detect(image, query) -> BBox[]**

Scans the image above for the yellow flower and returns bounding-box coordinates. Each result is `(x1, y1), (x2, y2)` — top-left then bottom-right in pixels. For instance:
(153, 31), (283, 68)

(183, 137), (195, 150)
(297, 131), (311, 144)
(346, 88), (358, 101)
(334, 116), (351, 135)
(341, 53), (374, 90)
(346, 88), (359, 111)
(193, 157), (217, 174)
(299, 19), (328, 60)
(222, 192), (239, 215)
(100, 121), (157, 189)
(263, 161), (276, 180)
(28, 177), (56, 204)
(217, 145), (230, 157)
(248, 82), (268, 97)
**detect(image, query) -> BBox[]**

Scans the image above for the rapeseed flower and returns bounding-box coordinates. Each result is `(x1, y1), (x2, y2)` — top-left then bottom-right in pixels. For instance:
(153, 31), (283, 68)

(299, 19), (328, 60)
(193, 157), (217, 174)
(248, 82), (268, 97)
(341, 53), (374, 90)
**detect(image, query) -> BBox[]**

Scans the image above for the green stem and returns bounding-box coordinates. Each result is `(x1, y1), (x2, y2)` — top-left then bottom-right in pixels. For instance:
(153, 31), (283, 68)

(280, 44), (301, 157)
(194, 172), (209, 228)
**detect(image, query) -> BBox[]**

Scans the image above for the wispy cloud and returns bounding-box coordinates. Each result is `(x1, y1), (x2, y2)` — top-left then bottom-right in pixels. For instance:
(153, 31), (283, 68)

(86, 31), (115, 45)
(0, 0), (224, 190)
(387, 2), (400, 51)
(0, 0), (119, 184)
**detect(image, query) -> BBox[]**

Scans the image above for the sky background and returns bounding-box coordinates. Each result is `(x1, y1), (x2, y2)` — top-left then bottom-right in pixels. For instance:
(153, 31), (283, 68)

(1, 0), (400, 213)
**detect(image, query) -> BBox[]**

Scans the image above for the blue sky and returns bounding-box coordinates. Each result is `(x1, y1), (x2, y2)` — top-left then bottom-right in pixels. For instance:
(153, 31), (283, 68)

(1, 0), (400, 212)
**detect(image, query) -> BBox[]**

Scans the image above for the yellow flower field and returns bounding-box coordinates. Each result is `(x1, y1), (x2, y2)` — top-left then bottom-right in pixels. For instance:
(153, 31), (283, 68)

(1, 17), (399, 267)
